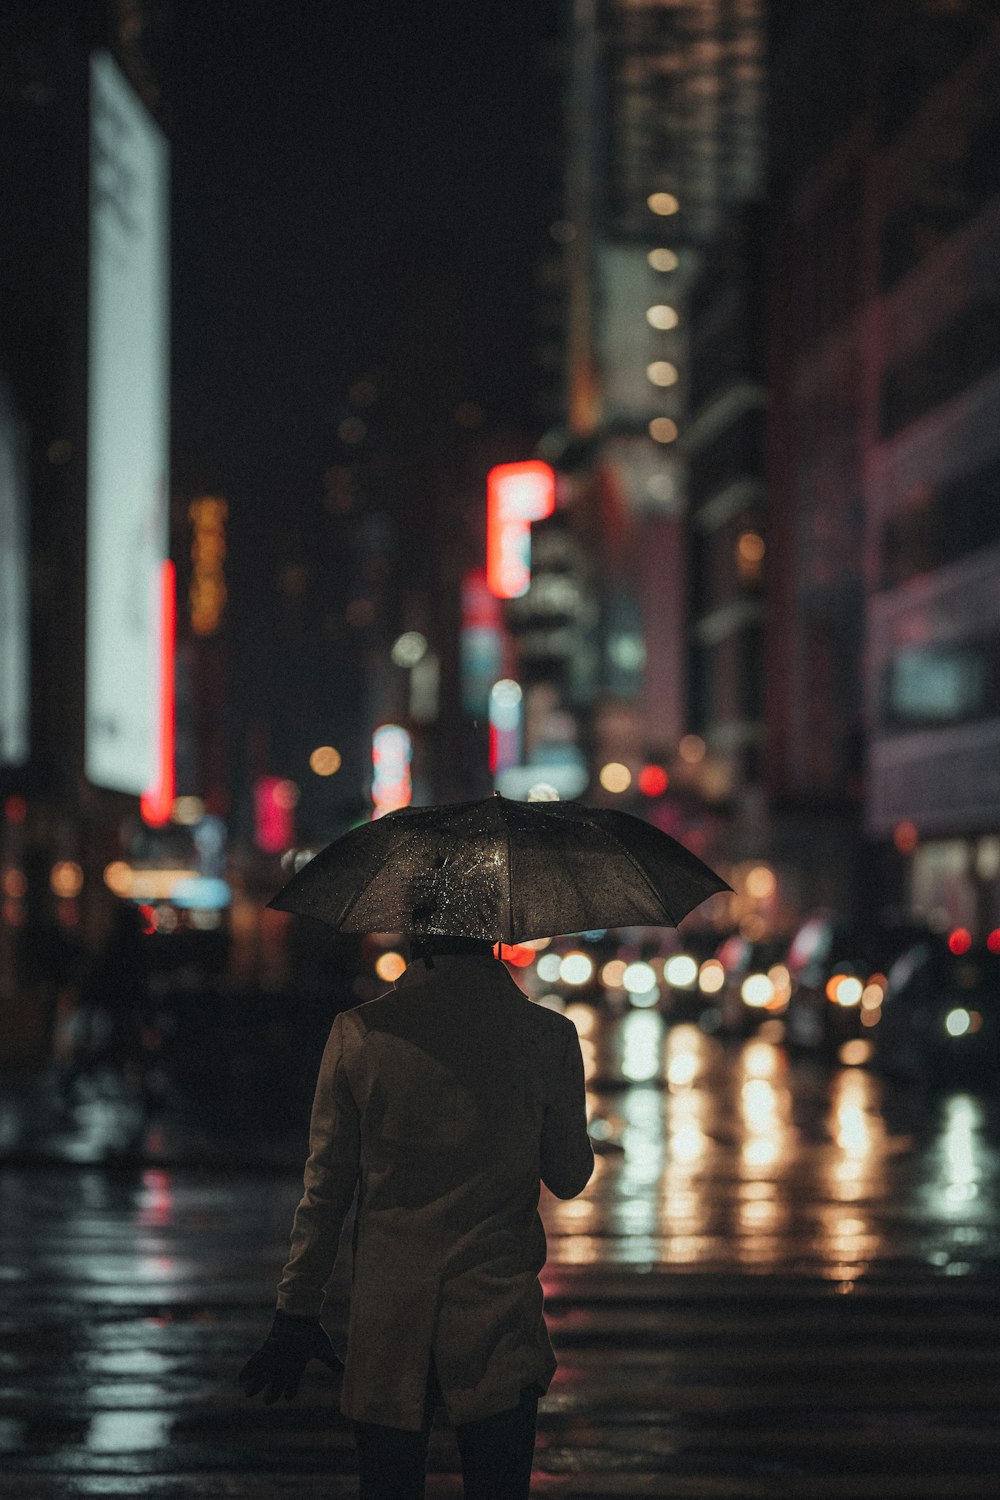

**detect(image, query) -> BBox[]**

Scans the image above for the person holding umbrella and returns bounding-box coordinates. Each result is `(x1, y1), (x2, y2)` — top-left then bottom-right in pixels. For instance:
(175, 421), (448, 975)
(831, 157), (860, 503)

(239, 793), (729, 1498)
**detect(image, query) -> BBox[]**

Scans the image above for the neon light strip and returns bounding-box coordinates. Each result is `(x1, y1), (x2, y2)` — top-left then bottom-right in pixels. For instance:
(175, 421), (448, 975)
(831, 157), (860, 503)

(140, 559), (176, 826)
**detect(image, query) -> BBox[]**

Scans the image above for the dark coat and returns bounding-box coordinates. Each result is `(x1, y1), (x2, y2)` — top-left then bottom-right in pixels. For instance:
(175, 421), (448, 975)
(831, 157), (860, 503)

(275, 952), (594, 1429)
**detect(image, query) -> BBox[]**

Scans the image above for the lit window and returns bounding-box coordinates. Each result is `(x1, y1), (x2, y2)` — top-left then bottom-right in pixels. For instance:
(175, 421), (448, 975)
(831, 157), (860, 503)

(646, 305), (678, 330)
(646, 360), (678, 387)
(737, 531), (765, 583)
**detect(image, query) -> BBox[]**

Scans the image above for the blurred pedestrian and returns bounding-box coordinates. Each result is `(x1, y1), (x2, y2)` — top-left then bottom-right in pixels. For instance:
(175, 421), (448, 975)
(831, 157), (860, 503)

(240, 933), (594, 1499)
(61, 896), (150, 1100)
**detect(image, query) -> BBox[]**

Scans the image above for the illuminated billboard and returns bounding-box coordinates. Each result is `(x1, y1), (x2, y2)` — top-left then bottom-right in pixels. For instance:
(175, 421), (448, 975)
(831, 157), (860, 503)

(0, 383), (29, 767)
(371, 724), (412, 817)
(86, 51), (169, 795)
(486, 461), (555, 599)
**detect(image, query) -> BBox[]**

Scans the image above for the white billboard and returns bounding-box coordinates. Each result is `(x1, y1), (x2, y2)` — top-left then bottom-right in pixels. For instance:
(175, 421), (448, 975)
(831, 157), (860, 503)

(0, 383), (29, 767)
(86, 51), (169, 795)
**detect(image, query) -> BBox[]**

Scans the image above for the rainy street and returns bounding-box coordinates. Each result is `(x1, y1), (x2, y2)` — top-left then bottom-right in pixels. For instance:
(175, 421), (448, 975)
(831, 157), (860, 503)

(3, 1010), (1000, 1499)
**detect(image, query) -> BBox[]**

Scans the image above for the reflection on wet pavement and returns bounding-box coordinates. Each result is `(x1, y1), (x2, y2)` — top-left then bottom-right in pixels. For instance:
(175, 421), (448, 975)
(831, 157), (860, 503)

(2, 1013), (1000, 1496)
(545, 1016), (1000, 1283)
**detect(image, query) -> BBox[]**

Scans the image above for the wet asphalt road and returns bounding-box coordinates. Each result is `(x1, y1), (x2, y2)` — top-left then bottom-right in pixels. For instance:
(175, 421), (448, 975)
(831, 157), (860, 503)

(2, 1011), (1000, 1497)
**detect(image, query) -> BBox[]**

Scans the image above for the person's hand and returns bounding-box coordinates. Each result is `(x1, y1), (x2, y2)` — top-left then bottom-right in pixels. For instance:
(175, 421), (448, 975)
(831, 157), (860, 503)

(238, 1309), (342, 1403)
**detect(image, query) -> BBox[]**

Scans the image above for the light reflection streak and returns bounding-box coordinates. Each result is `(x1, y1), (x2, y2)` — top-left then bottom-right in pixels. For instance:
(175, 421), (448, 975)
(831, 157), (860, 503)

(541, 1011), (1000, 1279)
(87, 1411), (172, 1452)
(619, 1009), (664, 1082)
(938, 1095), (981, 1210)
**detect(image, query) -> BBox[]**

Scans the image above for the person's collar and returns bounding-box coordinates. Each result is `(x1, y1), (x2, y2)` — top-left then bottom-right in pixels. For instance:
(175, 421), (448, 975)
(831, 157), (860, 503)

(394, 952), (502, 987)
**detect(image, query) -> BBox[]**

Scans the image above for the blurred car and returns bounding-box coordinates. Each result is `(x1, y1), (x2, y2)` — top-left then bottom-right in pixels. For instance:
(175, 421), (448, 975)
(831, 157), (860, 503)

(871, 937), (1000, 1084)
(705, 933), (790, 1038)
(782, 911), (933, 1058)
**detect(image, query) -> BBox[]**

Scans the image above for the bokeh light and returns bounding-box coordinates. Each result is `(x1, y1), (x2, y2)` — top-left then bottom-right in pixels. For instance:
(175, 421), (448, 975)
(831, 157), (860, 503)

(309, 745), (342, 776)
(647, 191), (679, 215)
(638, 764), (669, 797)
(647, 247), (678, 271)
(560, 952), (594, 986)
(622, 960), (656, 994)
(536, 952), (563, 983)
(741, 973), (774, 1008)
(646, 360), (679, 387)
(664, 954), (698, 987)
(646, 304), (679, 330)
(893, 820), (918, 854)
(599, 761), (632, 793)
(745, 865), (776, 900)
(698, 959), (725, 993)
(390, 631), (428, 667)
(678, 734), (706, 764)
(375, 951), (406, 983)
(50, 861), (84, 899)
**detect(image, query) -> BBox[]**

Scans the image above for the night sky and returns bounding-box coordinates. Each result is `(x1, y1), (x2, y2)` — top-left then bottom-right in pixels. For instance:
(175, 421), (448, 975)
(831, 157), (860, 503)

(164, 0), (560, 515)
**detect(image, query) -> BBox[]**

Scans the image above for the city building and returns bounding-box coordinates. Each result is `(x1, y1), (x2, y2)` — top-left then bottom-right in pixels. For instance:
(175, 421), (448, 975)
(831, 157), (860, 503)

(514, 0), (764, 881)
(766, 0), (1000, 930)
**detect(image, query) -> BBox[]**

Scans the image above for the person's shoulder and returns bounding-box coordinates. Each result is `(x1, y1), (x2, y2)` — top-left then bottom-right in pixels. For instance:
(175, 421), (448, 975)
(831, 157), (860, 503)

(519, 995), (581, 1044)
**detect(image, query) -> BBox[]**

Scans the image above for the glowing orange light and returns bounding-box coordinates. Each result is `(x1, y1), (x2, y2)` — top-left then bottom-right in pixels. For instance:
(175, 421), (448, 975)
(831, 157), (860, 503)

(987, 929), (1000, 954)
(140, 560), (176, 828)
(893, 821), (918, 854)
(737, 532), (765, 563)
(50, 861), (84, 898)
(494, 942), (535, 967)
(638, 765), (669, 797)
(375, 951), (407, 983)
(948, 928), (972, 955)
(678, 734), (706, 765)
(486, 461), (556, 599)
(189, 496), (228, 636)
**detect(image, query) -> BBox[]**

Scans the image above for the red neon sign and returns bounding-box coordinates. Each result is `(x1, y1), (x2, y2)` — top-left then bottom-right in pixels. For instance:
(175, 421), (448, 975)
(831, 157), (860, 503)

(486, 461), (555, 599)
(140, 560), (176, 827)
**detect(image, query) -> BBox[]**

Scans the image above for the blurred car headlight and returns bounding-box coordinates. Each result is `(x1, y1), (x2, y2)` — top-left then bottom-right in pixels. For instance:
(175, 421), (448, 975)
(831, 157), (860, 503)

(741, 973), (774, 1008)
(664, 954), (698, 988)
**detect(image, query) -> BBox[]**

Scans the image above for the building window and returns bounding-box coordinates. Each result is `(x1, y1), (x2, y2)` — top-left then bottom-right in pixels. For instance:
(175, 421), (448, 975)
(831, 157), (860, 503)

(881, 639), (996, 734)
(880, 455), (1000, 589)
(879, 296), (1000, 440)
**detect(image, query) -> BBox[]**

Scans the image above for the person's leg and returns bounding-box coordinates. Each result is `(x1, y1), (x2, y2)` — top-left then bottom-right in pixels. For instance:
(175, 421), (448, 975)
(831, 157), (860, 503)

(352, 1365), (437, 1500)
(455, 1383), (540, 1500)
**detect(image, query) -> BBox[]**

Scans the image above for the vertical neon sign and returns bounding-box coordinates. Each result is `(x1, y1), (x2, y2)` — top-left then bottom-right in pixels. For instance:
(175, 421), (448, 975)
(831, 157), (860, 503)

(140, 559), (176, 826)
(372, 724), (412, 818)
(486, 461), (555, 599)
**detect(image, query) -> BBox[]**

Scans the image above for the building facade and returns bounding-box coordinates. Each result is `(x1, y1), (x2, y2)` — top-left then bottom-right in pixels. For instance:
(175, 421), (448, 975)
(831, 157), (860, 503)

(766, 0), (1000, 928)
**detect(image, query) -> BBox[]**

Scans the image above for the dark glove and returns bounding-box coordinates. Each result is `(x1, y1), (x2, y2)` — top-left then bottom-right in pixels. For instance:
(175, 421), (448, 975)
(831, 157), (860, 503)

(238, 1308), (341, 1403)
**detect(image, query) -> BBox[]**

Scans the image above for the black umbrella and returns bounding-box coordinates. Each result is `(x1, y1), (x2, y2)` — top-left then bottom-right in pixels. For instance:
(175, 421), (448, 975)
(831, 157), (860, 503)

(268, 793), (730, 944)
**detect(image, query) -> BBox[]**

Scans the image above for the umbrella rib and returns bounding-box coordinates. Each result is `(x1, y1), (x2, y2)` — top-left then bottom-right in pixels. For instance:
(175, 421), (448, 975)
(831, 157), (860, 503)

(503, 814), (514, 946)
(334, 827), (410, 931)
(623, 845), (679, 926)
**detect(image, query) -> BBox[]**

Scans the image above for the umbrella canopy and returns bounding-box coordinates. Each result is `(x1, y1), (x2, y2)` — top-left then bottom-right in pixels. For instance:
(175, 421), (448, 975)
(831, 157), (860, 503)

(268, 794), (731, 944)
